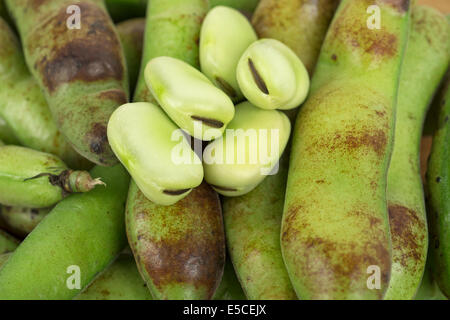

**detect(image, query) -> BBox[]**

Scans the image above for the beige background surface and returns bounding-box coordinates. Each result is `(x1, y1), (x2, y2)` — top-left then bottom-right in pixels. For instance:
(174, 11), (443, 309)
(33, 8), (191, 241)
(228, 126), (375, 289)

(418, 0), (450, 13)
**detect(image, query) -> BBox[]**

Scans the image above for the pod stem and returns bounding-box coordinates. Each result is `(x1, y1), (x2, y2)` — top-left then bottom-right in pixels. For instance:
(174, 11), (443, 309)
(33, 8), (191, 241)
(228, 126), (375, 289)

(25, 170), (105, 194)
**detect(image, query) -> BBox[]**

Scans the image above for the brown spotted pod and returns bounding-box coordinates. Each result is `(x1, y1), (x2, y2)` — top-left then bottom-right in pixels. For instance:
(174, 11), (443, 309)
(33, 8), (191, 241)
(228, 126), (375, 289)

(126, 181), (226, 300)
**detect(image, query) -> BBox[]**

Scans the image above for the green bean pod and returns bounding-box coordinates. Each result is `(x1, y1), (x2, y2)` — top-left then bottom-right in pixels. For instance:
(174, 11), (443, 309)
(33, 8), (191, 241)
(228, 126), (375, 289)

(76, 254), (245, 300)
(415, 246), (447, 300)
(252, 0), (339, 75)
(5, 0), (129, 166)
(0, 206), (51, 238)
(0, 145), (103, 208)
(428, 71), (450, 298)
(75, 253), (153, 300)
(0, 17), (89, 169)
(116, 18), (145, 94)
(0, 165), (130, 300)
(223, 153), (296, 299)
(385, 6), (450, 300)
(282, 0), (411, 299)
(126, 181), (226, 300)
(133, 0), (208, 102)
(0, 229), (18, 255)
(221, 0), (338, 301)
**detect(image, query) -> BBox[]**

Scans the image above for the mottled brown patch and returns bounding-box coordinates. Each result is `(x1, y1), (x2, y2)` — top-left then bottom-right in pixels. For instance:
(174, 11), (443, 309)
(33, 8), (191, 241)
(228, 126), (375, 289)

(388, 204), (426, 268)
(98, 89), (128, 105)
(341, 130), (387, 157)
(295, 236), (390, 299)
(331, 1), (399, 58)
(129, 182), (225, 299)
(87, 123), (108, 157)
(31, 3), (124, 93)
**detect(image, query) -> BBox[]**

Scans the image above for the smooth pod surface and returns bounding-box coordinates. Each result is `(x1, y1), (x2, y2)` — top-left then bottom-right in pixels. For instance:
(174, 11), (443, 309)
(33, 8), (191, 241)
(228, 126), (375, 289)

(134, 0), (208, 102)
(145, 56), (235, 141)
(223, 153), (296, 299)
(237, 39), (310, 110)
(0, 145), (102, 208)
(75, 253), (153, 300)
(108, 102), (204, 206)
(204, 101), (291, 197)
(5, 0), (129, 166)
(200, 6), (257, 102)
(126, 181), (226, 300)
(428, 72), (450, 298)
(282, 0), (411, 299)
(0, 165), (130, 300)
(252, 0), (339, 75)
(385, 6), (450, 300)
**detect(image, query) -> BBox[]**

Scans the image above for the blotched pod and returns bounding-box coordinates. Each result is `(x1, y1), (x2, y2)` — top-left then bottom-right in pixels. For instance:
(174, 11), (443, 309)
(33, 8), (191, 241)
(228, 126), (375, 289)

(75, 253), (153, 300)
(126, 181), (226, 300)
(237, 39), (310, 110)
(223, 153), (296, 299)
(385, 6), (450, 300)
(212, 257), (247, 300)
(221, 0), (338, 301)
(105, 0), (148, 22)
(200, 6), (257, 102)
(204, 101), (291, 197)
(133, 0), (208, 102)
(0, 17), (88, 169)
(76, 253), (244, 300)
(0, 206), (51, 238)
(0, 145), (103, 208)
(252, 0), (339, 75)
(282, 0), (411, 299)
(5, 0), (129, 166)
(108, 102), (204, 206)
(117, 18), (146, 94)
(0, 230), (18, 255)
(0, 165), (130, 300)
(145, 56), (235, 141)
(428, 72), (450, 298)
(0, 116), (19, 145)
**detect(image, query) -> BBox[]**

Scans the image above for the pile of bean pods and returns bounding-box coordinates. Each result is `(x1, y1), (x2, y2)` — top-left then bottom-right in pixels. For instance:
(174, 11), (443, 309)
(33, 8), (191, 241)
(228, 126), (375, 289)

(0, 0), (449, 301)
